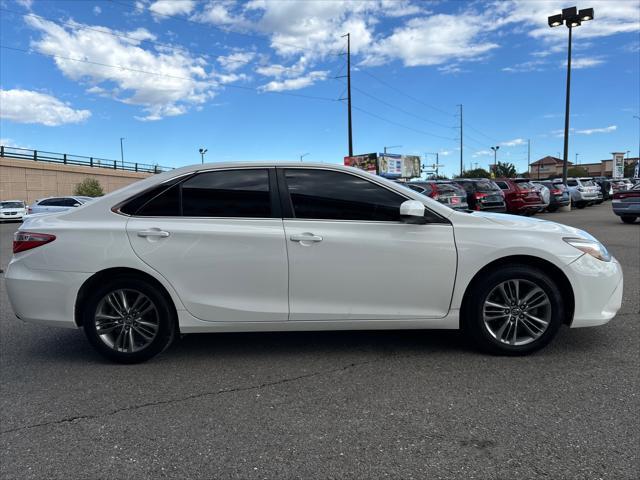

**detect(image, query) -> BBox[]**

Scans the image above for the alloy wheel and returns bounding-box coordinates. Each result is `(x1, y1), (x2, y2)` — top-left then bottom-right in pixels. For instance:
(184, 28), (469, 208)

(94, 289), (159, 353)
(482, 279), (551, 346)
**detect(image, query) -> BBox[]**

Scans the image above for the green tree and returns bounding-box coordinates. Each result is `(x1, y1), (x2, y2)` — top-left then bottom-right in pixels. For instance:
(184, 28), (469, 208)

(494, 161), (517, 178)
(455, 168), (491, 179)
(567, 166), (588, 177)
(74, 178), (104, 197)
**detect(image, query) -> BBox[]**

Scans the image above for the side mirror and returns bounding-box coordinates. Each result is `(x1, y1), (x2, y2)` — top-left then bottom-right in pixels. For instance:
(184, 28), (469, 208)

(400, 200), (427, 224)
(73, 203), (81, 207)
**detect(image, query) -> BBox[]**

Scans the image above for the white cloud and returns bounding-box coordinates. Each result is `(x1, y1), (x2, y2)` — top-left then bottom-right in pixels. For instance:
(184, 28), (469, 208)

(192, 0), (250, 28)
(575, 125), (617, 135)
(502, 59), (546, 73)
(25, 15), (216, 121)
(16, 0), (33, 9)
(564, 57), (605, 69)
(365, 14), (498, 67)
(217, 51), (255, 71)
(93, 6), (102, 16)
(259, 70), (328, 92)
(473, 150), (492, 157)
(149, 0), (196, 17)
(0, 89), (91, 126)
(501, 138), (526, 147)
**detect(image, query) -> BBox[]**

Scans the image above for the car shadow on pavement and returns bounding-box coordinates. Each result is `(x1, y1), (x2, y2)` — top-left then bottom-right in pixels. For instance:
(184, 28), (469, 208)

(15, 324), (614, 365)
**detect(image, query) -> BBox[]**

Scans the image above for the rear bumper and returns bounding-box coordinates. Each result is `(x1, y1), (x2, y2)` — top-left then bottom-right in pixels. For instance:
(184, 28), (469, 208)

(566, 255), (623, 328)
(612, 202), (640, 216)
(5, 260), (88, 329)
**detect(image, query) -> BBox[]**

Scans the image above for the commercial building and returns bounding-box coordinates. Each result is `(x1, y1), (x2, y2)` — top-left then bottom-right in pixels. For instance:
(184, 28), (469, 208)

(529, 152), (639, 179)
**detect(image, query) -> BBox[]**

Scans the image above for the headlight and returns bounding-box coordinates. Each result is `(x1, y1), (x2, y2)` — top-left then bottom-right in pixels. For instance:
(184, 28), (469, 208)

(563, 237), (611, 262)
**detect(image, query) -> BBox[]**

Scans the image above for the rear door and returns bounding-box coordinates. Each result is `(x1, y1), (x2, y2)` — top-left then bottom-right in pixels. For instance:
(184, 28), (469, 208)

(279, 167), (457, 321)
(125, 168), (289, 322)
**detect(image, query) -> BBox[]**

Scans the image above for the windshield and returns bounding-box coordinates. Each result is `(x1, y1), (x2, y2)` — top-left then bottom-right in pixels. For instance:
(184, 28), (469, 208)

(0, 201), (24, 209)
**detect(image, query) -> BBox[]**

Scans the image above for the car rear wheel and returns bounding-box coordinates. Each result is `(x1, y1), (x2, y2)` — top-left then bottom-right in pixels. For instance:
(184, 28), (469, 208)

(462, 265), (564, 355)
(621, 216), (637, 224)
(82, 276), (176, 363)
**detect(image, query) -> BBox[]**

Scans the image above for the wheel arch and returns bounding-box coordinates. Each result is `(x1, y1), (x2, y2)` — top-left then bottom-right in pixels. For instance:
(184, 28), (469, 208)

(460, 255), (575, 327)
(75, 267), (180, 331)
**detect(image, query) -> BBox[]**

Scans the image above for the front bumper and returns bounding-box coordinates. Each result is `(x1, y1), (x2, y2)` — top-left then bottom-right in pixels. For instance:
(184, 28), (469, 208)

(5, 260), (89, 329)
(565, 254), (623, 328)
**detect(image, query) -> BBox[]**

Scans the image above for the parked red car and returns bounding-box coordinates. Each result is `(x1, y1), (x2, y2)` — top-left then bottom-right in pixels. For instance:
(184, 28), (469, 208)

(494, 178), (545, 215)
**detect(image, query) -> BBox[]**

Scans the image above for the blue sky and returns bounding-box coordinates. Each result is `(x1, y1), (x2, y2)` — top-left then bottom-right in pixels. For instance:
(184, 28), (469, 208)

(1, 0), (638, 176)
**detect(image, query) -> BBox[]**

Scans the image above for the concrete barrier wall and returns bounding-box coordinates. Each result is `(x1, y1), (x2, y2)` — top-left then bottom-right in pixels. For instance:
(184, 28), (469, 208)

(0, 157), (153, 204)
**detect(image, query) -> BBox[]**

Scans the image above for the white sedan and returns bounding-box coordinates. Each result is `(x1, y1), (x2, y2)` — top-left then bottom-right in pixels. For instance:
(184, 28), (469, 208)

(5, 163), (623, 363)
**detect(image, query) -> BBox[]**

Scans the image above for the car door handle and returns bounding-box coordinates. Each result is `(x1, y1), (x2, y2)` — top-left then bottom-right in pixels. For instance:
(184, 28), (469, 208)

(290, 233), (323, 243)
(137, 229), (170, 238)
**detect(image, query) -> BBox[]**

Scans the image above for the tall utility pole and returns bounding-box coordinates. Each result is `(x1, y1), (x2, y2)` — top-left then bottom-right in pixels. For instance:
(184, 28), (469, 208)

(342, 33), (353, 157)
(458, 104), (463, 176)
(527, 139), (531, 176)
(119, 137), (125, 169)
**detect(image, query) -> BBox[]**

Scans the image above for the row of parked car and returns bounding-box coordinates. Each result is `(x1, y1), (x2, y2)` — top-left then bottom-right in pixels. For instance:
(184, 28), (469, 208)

(397, 176), (640, 221)
(0, 196), (93, 221)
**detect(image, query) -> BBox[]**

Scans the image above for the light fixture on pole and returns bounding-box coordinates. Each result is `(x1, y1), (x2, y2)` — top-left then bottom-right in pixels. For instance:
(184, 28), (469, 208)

(575, 152), (579, 165)
(424, 152), (444, 177)
(199, 147), (208, 164)
(300, 152), (310, 162)
(383, 145), (402, 154)
(548, 6), (594, 185)
(490, 146), (500, 172)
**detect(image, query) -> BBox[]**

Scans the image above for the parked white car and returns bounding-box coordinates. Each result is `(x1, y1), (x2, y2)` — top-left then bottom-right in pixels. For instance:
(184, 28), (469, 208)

(27, 196), (94, 216)
(6, 163), (623, 363)
(563, 177), (599, 208)
(531, 182), (551, 209)
(0, 200), (27, 221)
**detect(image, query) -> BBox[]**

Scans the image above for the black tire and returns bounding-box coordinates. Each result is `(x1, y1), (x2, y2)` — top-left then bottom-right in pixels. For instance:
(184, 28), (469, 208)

(461, 264), (564, 355)
(575, 202), (586, 209)
(546, 206), (558, 213)
(81, 275), (176, 363)
(621, 216), (637, 224)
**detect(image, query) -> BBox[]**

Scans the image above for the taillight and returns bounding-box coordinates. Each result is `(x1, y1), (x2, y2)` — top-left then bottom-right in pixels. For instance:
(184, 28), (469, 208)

(432, 193), (440, 200)
(474, 192), (488, 200)
(27, 206), (32, 214)
(13, 231), (56, 254)
(551, 189), (562, 195)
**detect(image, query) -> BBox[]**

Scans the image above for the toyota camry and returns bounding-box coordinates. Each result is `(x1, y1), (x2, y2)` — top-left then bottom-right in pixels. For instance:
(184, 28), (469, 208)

(5, 163), (623, 363)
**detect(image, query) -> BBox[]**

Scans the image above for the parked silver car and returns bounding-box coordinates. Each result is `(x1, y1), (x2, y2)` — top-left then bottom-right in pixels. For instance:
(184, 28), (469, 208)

(563, 177), (599, 208)
(27, 196), (94, 215)
(0, 200), (27, 221)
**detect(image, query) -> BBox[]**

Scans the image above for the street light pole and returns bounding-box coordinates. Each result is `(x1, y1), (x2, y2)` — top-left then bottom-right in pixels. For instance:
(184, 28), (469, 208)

(119, 137), (125, 169)
(300, 152), (310, 162)
(199, 147), (208, 164)
(383, 145), (402, 154)
(548, 6), (594, 185)
(575, 152), (579, 165)
(491, 146), (499, 173)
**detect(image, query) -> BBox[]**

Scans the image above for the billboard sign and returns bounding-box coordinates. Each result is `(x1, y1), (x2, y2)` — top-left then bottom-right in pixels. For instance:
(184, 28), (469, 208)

(344, 153), (378, 174)
(613, 153), (625, 179)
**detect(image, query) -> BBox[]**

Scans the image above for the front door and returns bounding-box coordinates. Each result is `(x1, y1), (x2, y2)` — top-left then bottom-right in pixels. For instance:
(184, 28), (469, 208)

(126, 168), (289, 322)
(279, 167), (457, 321)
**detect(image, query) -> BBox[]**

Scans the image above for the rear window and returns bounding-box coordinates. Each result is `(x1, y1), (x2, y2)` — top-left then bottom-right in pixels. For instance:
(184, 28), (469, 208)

(495, 181), (509, 190)
(580, 180), (595, 187)
(433, 183), (459, 194)
(514, 180), (535, 190)
(475, 180), (499, 192)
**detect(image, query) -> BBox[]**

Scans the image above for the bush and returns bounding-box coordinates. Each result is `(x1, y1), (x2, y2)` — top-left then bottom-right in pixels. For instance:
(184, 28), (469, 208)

(567, 166), (589, 178)
(74, 178), (104, 197)
(455, 168), (491, 179)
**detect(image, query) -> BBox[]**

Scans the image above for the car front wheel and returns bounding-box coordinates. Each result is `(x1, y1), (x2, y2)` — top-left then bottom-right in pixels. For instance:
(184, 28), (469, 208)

(621, 216), (637, 224)
(462, 265), (564, 355)
(81, 275), (176, 363)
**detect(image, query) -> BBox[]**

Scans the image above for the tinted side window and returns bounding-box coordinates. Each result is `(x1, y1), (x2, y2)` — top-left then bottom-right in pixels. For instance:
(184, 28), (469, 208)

(136, 184), (181, 216)
(61, 198), (80, 207)
(567, 180), (578, 186)
(182, 169), (270, 217)
(39, 198), (60, 206)
(284, 169), (405, 221)
(495, 181), (509, 190)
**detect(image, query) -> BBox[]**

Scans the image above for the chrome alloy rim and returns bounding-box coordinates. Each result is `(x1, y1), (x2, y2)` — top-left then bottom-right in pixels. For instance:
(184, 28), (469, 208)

(94, 289), (159, 353)
(482, 279), (551, 346)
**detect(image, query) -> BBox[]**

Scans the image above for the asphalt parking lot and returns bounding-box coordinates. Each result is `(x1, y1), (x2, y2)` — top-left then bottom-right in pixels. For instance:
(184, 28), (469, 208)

(1, 203), (638, 480)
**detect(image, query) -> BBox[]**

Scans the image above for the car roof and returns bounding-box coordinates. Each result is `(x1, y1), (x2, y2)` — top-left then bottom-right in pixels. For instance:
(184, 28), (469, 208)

(1, 199), (25, 202)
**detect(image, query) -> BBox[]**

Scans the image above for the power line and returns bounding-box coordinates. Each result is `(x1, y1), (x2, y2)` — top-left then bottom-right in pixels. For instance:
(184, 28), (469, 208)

(349, 84), (454, 130)
(0, 45), (339, 103)
(357, 68), (454, 117)
(350, 105), (456, 141)
(463, 121), (501, 143)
